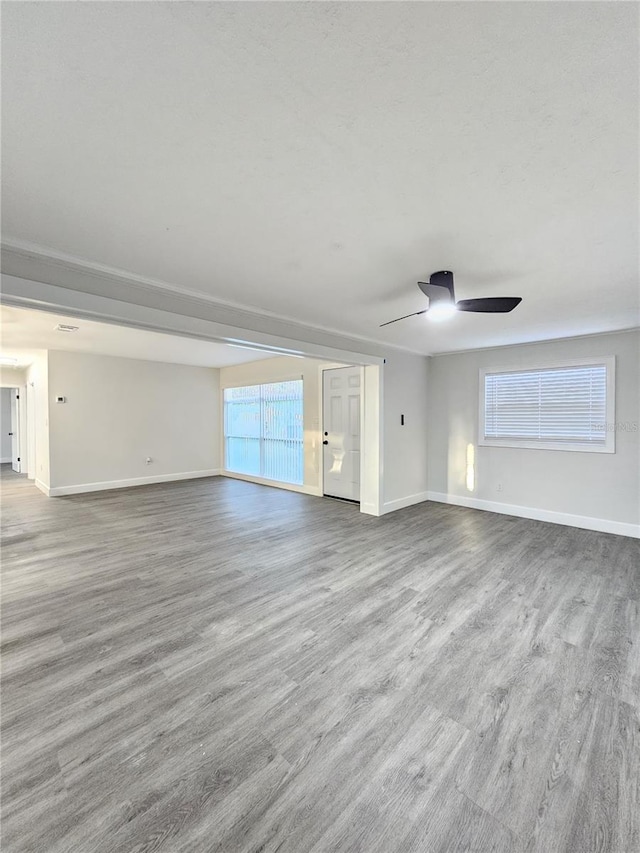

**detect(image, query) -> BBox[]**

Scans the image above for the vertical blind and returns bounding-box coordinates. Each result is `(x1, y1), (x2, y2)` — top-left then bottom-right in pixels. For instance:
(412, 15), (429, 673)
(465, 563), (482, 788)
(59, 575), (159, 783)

(224, 380), (304, 484)
(483, 364), (608, 444)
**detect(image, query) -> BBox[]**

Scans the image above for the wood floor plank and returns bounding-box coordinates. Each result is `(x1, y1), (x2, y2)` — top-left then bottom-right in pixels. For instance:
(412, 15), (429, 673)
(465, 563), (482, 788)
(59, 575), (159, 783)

(303, 704), (481, 853)
(1, 465), (639, 852)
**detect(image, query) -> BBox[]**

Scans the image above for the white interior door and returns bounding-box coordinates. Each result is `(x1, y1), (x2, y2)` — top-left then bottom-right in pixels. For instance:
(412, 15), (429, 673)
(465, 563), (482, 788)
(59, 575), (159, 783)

(322, 366), (361, 501)
(10, 389), (21, 473)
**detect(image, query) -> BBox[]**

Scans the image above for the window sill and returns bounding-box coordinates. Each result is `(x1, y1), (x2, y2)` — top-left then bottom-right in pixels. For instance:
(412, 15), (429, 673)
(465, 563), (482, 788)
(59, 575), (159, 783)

(478, 438), (615, 453)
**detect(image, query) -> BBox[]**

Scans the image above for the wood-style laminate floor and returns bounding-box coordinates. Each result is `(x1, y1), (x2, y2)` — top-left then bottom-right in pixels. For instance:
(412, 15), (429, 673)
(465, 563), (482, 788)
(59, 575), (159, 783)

(1, 465), (639, 853)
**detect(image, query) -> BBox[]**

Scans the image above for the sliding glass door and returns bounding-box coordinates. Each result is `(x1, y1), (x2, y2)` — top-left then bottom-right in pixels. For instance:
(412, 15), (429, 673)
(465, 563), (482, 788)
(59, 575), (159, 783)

(224, 380), (303, 485)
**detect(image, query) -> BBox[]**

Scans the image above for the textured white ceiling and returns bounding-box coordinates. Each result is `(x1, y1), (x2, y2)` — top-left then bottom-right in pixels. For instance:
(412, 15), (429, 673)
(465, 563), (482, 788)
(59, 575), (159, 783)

(0, 306), (279, 369)
(2, 2), (638, 354)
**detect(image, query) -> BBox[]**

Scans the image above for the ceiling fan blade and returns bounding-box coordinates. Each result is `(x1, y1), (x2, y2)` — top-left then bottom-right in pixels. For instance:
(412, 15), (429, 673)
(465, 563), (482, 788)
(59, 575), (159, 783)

(418, 270), (455, 303)
(456, 297), (522, 313)
(379, 309), (427, 327)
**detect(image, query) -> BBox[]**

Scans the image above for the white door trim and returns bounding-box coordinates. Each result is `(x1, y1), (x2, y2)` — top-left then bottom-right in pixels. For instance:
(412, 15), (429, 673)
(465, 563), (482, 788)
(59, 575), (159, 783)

(18, 384), (28, 475)
(26, 382), (36, 479)
(360, 364), (384, 516)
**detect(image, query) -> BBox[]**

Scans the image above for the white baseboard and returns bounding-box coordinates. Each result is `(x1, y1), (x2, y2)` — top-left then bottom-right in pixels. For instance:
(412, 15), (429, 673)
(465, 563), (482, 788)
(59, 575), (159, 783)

(382, 491), (430, 515)
(48, 469), (221, 497)
(0, 456), (12, 464)
(35, 479), (50, 496)
(220, 470), (322, 497)
(426, 491), (640, 539)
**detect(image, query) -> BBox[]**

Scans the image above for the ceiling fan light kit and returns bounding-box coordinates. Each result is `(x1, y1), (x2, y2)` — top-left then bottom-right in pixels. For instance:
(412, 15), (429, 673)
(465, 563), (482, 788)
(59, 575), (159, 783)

(380, 270), (522, 327)
(426, 302), (457, 322)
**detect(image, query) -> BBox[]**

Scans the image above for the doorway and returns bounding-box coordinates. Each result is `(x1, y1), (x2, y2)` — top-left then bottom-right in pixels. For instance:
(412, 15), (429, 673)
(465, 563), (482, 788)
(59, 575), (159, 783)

(1, 388), (13, 465)
(1, 385), (29, 476)
(322, 366), (361, 502)
(9, 389), (21, 472)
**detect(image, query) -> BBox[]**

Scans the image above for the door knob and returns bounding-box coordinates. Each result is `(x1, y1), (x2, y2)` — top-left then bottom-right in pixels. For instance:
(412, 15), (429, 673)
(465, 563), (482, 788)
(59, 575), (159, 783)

(323, 440), (328, 445)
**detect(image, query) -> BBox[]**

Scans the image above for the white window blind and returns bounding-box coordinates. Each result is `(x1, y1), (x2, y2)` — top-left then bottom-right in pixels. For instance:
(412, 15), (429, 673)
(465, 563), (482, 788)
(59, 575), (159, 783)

(224, 380), (304, 484)
(481, 361), (614, 452)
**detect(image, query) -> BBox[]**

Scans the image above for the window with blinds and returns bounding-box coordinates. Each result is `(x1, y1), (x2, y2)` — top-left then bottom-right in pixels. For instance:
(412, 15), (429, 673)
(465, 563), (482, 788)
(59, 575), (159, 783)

(479, 358), (615, 453)
(224, 379), (304, 483)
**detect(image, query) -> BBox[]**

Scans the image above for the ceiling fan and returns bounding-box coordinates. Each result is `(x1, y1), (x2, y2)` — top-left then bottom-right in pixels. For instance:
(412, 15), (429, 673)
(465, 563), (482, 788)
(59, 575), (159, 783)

(380, 270), (522, 327)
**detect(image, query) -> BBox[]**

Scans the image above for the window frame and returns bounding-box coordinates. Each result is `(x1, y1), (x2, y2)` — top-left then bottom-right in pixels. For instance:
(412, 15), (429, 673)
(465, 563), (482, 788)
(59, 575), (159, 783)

(478, 356), (616, 453)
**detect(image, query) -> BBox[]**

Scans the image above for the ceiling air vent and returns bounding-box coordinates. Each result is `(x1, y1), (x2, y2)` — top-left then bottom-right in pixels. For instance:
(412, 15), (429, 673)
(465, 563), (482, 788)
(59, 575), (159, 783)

(55, 323), (79, 332)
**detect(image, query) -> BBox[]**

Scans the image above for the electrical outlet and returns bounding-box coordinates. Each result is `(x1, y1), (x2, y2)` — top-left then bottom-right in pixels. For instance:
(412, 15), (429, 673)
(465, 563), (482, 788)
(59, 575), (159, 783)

(496, 482), (503, 492)
(145, 457), (152, 465)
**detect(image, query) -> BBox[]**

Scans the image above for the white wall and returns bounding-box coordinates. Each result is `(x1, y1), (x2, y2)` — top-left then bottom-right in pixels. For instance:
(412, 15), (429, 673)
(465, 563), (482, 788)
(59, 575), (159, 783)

(0, 388), (12, 462)
(0, 367), (27, 388)
(47, 350), (220, 494)
(427, 330), (640, 536)
(219, 356), (327, 494)
(382, 351), (430, 512)
(26, 351), (50, 490)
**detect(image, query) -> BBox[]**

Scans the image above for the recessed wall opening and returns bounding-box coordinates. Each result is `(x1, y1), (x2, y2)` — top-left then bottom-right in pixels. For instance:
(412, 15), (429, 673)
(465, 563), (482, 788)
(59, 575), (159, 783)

(0, 303), (384, 515)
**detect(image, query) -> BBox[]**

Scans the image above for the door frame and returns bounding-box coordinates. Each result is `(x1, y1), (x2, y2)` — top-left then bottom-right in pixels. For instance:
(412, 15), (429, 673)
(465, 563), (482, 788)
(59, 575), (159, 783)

(26, 381), (36, 479)
(319, 363), (383, 514)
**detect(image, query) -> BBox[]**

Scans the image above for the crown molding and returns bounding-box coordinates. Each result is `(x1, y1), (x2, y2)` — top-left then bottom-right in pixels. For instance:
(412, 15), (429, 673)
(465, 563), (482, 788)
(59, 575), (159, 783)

(430, 325), (640, 358)
(0, 237), (429, 358)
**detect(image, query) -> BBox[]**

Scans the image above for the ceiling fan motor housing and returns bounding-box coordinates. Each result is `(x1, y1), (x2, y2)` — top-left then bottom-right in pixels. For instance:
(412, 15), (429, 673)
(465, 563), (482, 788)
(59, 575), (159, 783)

(426, 271), (456, 305)
(430, 270), (453, 287)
